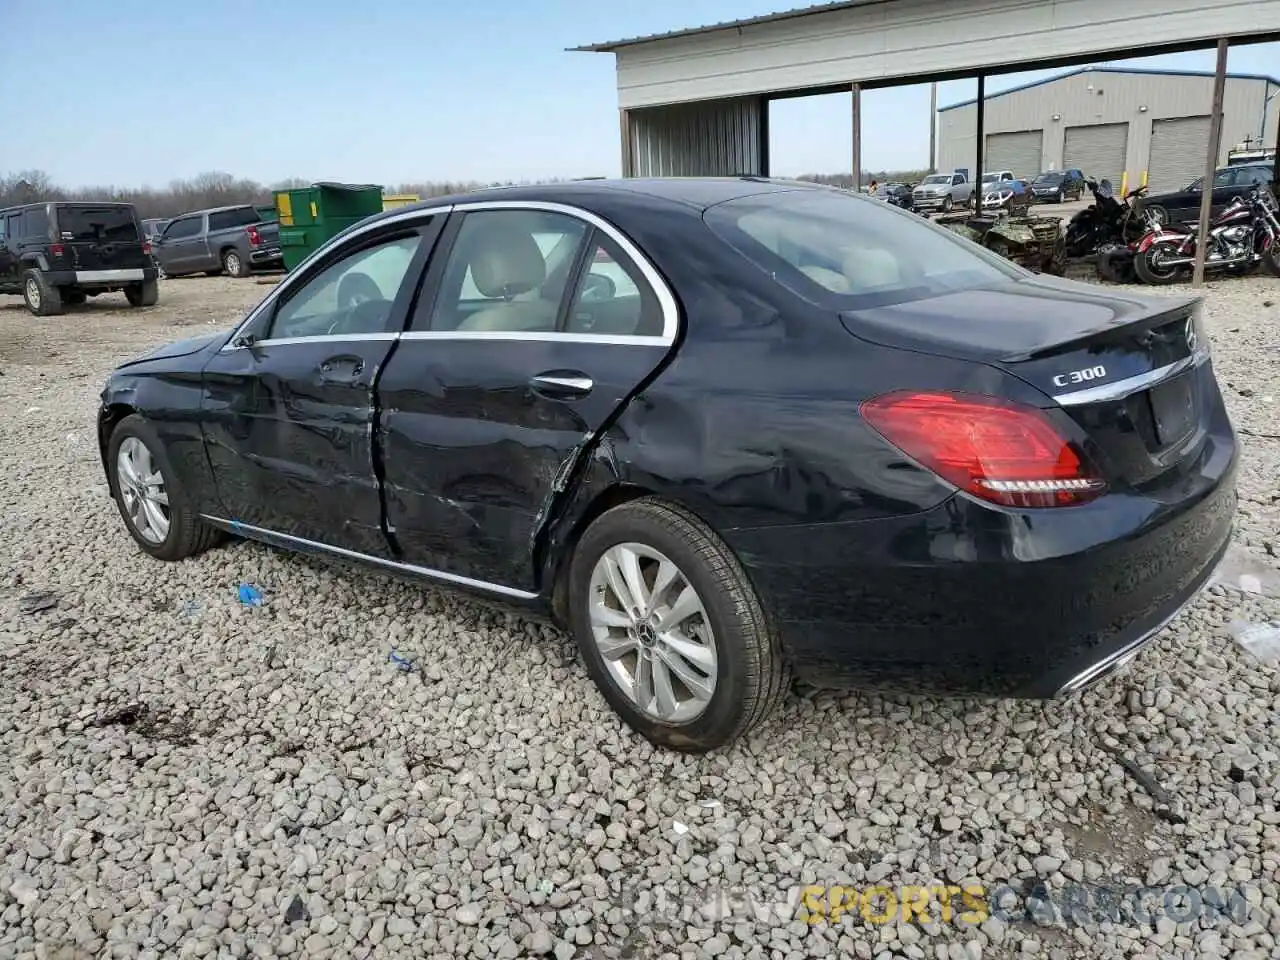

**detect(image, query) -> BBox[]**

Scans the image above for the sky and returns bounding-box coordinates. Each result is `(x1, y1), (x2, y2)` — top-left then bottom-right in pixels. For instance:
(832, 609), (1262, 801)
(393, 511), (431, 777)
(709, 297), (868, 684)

(9, 0), (1280, 189)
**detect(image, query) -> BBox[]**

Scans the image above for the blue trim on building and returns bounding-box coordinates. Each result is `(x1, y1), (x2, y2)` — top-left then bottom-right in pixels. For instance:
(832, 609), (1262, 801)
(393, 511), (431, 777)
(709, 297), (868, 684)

(939, 66), (1280, 112)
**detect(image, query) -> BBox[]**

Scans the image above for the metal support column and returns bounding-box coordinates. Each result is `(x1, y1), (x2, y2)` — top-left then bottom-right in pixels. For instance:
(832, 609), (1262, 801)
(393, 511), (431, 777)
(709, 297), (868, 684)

(929, 82), (938, 173)
(759, 96), (771, 177)
(851, 83), (862, 188)
(974, 73), (986, 203)
(619, 108), (634, 178)
(1193, 39), (1229, 288)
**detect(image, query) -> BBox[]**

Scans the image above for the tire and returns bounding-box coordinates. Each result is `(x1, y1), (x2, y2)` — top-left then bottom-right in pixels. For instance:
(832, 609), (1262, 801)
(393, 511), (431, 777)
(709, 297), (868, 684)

(62, 288), (88, 306)
(222, 249), (249, 278)
(1056, 189), (1065, 204)
(107, 414), (223, 561)
(1133, 244), (1185, 285)
(941, 195), (953, 213)
(1145, 205), (1169, 227)
(22, 269), (64, 316)
(125, 279), (159, 307)
(567, 497), (788, 753)
(1264, 244), (1280, 278)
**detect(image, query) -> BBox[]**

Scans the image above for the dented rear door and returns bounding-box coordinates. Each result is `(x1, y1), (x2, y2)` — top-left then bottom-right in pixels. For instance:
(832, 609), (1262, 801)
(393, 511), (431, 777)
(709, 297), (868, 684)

(376, 204), (678, 593)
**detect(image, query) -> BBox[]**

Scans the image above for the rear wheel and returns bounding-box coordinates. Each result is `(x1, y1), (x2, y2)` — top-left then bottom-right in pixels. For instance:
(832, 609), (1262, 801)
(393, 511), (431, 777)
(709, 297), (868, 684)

(1264, 244), (1280, 277)
(568, 497), (788, 753)
(1133, 244), (1185, 285)
(222, 249), (249, 278)
(125, 279), (159, 307)
(22, 269), (63, 316)
(107, 414), (223, 561)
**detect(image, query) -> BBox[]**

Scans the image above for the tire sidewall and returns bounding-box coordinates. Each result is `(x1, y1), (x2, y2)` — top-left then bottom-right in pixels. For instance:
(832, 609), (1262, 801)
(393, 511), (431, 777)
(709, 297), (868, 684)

(568, 506), (760, 751)
(107, 415), (189, 560)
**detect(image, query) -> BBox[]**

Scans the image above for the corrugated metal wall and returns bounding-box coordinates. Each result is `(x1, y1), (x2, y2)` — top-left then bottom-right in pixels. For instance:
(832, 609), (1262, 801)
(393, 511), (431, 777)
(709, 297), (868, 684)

(627, 97), (765, 177)
(985, 130), (1044, 178)
(1063, 122), (1129, 186)
(1148, 117), (1213, 192)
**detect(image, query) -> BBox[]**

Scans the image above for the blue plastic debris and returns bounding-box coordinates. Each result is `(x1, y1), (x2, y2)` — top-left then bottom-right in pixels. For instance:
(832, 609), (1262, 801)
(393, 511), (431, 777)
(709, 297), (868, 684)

(238, 584), (264, 607)
(388, 649), (415, 672)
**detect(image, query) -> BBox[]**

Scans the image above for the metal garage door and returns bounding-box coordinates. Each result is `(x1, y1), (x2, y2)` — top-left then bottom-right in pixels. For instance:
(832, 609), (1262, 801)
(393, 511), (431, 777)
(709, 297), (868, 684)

(1147, 116), (1212, 193)
(1063, 122), (1129, 188)
(986, 130), (1044, 179)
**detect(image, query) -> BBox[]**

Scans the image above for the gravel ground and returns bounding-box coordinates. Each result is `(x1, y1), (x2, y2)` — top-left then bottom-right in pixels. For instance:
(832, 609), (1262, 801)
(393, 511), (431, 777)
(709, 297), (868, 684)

(1, 271), (1278, 960)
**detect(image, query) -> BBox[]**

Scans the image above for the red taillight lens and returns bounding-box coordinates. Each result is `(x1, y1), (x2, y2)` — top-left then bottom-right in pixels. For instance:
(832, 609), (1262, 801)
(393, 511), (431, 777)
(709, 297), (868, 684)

(246, 226), (261, 247)
(861, 390), (1105, 508)
(50, 243), (64, 257)
(143, 240), (152, 255)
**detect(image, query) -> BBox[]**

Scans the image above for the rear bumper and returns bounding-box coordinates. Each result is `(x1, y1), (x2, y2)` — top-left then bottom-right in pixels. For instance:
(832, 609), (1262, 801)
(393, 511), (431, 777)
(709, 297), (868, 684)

(724, 426), (1238, 699)
(250, 246), (283, 266)
(44, 267), (158, 287)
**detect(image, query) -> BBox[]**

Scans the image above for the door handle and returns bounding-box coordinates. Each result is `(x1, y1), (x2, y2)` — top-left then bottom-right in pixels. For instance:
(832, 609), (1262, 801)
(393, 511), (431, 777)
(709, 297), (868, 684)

(529, 372), (593, 398)
(317, 355), (366, 383)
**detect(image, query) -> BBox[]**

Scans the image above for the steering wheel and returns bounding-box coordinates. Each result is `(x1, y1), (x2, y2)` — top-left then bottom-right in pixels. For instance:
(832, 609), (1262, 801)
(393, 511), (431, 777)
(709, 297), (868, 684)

(580, 272), (616, 303)
(326, 298), (391, 335)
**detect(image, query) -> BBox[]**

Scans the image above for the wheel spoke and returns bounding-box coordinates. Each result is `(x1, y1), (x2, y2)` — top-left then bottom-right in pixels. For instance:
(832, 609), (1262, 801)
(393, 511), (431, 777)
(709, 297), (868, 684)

(615, 546), (650, 617)
(650, 655), (680, 718)
(661, 585), (702, 632)
(149, 489), (170, 507)
(654, 645), (715, 702)
(596, 633), (639, 662)
(118, 454), (139, 485)
(633, 652), (654, 711)
(141, 498), (167, 538)
(659, 628), (715, 673)
(649, 559), (679, 614)
(590, 599), (632, 630)
(603, 554), (637, 615)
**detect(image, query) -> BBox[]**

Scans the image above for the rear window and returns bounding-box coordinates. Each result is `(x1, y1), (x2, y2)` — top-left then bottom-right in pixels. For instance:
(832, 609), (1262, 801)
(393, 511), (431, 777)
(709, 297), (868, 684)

(56, 206), (138, 242)
(208, 207), (261, 231)
(703, 189), (1018, 308)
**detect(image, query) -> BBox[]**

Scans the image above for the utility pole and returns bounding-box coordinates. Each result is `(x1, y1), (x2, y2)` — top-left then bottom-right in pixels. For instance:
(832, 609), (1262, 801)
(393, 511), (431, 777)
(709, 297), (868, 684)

(929, 82), (938, 173)
(1193, 38), (1229, 288)
(851, 82), (863, 190)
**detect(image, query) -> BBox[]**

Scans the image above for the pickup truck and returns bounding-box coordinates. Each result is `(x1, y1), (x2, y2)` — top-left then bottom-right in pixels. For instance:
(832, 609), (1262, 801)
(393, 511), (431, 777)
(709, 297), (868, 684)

(911, 171), (971, 212)
(154, 204), (282, 278)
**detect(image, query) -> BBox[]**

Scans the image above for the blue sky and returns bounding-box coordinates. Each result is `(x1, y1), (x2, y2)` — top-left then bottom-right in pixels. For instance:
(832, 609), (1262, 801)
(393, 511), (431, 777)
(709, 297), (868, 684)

(10, 0), (1279, 188)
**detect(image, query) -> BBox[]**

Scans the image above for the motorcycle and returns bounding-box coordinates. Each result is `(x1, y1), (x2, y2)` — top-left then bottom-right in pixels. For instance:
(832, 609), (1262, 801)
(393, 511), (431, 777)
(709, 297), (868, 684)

(1063, 178), (1150, 257)
(1132, 187), (1280, 285)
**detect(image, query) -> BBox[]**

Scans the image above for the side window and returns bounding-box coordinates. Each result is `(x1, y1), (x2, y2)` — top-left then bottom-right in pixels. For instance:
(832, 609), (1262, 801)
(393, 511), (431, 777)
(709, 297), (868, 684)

(21, 208), (49, 238)
(564, 233), (663, 337)
(163, 217), (199, 240)
(208, 211), (234, 231)
(952, 175), (964, 185)
(266, 233), (423, 341)
(4, 214), (19, 241)
(1240, 167), (1270, 186)
(422, 209), (587, 333)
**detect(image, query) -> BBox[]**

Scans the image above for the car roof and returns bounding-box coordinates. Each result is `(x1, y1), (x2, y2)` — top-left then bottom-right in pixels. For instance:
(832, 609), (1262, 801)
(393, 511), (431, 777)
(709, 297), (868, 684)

(177, 203), (258, 217)
(358, 177), (841, 226)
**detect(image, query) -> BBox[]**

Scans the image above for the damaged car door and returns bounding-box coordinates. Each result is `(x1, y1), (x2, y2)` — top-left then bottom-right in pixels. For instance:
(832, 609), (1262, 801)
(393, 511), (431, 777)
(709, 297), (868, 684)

(200, 214), (443, 554)
(377, 203), (677, 592)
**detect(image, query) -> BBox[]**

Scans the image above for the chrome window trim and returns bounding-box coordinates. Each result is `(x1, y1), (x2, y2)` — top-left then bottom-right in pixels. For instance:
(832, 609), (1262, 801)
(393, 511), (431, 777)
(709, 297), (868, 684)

(219, 199), (681, 352)
(1052, 349), (1209, 407)
(200, 515), (539, 600)
(219, 204), (455, 352)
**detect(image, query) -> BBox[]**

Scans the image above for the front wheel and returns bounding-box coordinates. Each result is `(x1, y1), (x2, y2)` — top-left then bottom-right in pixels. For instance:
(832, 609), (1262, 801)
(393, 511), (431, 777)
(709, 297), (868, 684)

(108, 415), (223, 561)
(568, 498), (788, 753)
(941, 195), (953, 212)
(1133, 243), (1186, 285)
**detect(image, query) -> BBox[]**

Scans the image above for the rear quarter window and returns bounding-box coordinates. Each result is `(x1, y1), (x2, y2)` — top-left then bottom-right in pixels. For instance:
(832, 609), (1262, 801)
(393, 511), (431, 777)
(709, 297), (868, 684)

(20, 208), (50, 239)
(704, 190), (1020, 309)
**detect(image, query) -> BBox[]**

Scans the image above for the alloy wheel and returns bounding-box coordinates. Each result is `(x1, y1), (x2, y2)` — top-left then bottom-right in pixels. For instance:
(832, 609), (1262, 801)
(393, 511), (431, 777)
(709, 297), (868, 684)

(117, 436), (171, 543)
(225, 253), (241, 275)
(587, 542), (718, 723)
(25, 278), (40, 310)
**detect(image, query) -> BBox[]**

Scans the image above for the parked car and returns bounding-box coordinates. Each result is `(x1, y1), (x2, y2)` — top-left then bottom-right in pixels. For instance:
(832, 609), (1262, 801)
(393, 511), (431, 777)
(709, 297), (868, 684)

(1030, 169), (1086, 203)
(154, 204), (283, 278)
(911, 171), (971, 212)
(97, 178), (1238, 751)
(1143, 162), (1275, 226)
(0, 201), (159, 315)
(971, 170), (1016, 206)
(981, 177), (1031, 214)
(875, 182), (914, 210)
(140, 218), (169, 244)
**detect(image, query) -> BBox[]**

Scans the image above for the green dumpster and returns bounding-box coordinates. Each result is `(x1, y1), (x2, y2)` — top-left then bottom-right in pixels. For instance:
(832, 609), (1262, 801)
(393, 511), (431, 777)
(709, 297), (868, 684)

(254, 204), (277, 223)
(272, 182), (384, 271)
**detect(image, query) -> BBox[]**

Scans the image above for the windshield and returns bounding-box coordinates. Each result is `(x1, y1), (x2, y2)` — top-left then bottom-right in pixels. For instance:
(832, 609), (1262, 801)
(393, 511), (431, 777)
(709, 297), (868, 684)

(1034, 172), (1063, 183)
(921, 175), (951, 185)
(981, 174), (999, 183)
(56, 206), (139, 242)
(703, 189), (1018, 309)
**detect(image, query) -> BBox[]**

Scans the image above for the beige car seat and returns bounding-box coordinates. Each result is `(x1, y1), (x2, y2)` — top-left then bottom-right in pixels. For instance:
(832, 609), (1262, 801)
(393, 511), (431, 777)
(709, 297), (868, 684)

(456, 224), (559, 332)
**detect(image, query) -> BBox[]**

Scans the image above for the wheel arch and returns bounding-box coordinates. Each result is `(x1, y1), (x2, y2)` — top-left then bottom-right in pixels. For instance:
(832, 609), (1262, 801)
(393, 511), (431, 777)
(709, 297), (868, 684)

(98, 402), (139, 486)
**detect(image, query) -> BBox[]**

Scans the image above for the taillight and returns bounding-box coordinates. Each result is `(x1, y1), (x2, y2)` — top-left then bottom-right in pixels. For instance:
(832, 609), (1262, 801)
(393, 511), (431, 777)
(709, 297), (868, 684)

(50, 243), (64, 257)
(143, 240), (152, 255)
(861, 390), (1106, 508)
(246, 226), (261, 248)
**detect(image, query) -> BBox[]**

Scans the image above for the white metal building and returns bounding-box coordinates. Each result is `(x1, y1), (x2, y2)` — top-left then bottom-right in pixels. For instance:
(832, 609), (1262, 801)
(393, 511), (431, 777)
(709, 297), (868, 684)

(577, 0), (1280, 181)
(938, 67), (1280, 192)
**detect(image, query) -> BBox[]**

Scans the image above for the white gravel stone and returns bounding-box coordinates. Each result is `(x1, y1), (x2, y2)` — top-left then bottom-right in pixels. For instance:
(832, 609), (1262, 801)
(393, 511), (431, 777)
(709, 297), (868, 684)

(1, 274), (1278, 960)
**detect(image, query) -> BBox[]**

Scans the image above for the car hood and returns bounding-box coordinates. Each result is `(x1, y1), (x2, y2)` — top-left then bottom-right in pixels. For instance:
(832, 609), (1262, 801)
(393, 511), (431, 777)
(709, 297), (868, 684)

(116, 330), (227, 369)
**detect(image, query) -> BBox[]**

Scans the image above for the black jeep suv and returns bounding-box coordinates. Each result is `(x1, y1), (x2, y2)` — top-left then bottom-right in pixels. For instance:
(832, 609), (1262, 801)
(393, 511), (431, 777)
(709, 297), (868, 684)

(0, 201), (159, 316)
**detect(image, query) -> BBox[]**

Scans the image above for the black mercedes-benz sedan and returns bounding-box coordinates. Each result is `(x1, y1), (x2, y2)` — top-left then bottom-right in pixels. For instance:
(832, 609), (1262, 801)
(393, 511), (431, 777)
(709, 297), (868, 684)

(98, 177), (1238, 752)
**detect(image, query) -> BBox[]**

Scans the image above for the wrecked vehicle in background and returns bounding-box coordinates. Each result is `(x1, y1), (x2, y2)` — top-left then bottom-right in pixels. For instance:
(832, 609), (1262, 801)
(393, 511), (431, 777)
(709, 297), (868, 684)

(934, 210), (1067, 275)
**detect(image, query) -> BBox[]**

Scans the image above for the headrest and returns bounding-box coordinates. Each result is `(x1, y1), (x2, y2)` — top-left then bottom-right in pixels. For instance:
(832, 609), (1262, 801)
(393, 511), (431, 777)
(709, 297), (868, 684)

(466, 224), (546, 299)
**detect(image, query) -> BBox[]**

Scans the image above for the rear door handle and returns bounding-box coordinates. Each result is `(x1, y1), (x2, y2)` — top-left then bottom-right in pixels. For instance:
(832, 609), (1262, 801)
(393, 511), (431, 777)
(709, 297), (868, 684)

(530, 372), (593, 398)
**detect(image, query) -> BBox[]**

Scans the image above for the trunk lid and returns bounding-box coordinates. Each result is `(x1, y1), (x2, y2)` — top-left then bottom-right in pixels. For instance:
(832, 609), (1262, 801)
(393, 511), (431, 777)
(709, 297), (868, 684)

(841, 275), (1211, 487)
(54, 204), (150, 270)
